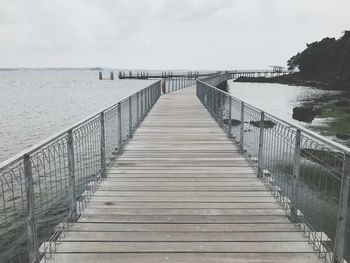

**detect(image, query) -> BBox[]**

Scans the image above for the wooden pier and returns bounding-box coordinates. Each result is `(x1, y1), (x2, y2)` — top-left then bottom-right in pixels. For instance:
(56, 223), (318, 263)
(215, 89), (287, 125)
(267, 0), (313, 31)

(48, 87), (322, 263)
(116, 70), (289, 80)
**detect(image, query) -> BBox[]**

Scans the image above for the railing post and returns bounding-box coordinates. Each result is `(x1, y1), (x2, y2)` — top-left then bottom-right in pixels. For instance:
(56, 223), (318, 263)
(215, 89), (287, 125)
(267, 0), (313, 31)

(153, 84), (155, 102)
(24, 154), (39, 263)
(136, 92), (139, 121)
(221, 93), (225, 127)
(148, 86), (151, 108)
(292, 129), (301, 202)
(158, 81), (161, 98)
(140, 90), (144, 117)
(149, 85), (152, 104)
(145, 87), (148, 110)
(212, 89), (216, 116)
(151, 85), (154, 105)
(257, 111), (265, 178)
(228, 96), (232, 137)
(211, 89), (214, 113)
(334, 154), (350, 263)
(208, 88), (211, 111)
(152, 85), (154, 104)
(155, 84), (157, 102)
(217, 91), (220, 120)
(145, 88), (147, 111)
(118, 103), (122, 150)
(240, 102), (245, 150)
(129, 97), (133, 138)
(215, 90), (218, 119)
(67, 129), (76, 219)
(100, 112), (106, 178)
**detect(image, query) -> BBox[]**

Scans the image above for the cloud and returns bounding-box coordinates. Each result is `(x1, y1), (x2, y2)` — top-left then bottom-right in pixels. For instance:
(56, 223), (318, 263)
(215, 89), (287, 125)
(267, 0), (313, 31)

(0, 0), (349, 69)
(155, 0), (233, 22)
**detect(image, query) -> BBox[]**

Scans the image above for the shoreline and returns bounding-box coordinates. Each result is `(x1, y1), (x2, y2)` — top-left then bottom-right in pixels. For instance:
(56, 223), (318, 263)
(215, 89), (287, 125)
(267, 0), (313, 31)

(231, 77), (350, 147)
(234, 73), (350, 91)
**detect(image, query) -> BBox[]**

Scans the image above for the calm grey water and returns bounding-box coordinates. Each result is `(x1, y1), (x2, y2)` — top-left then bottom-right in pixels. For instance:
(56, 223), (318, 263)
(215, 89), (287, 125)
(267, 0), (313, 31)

(0, 70), (155, 163)
(227, 81), (334, 125)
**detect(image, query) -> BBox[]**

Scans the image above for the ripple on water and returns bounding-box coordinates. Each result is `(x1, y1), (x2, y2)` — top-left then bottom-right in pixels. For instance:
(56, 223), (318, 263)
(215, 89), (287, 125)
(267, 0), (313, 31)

(0, 70), (155, 162)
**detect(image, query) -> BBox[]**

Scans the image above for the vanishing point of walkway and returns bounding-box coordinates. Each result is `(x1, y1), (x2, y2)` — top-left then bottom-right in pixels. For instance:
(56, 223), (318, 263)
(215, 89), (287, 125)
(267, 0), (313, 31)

(49, 87), (321, 262)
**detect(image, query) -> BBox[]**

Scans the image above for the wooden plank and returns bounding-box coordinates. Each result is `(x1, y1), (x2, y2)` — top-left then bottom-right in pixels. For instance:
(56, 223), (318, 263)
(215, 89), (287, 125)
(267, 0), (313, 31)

(103, 178), (260, 182)
(117, 157), (244, 161)
(113, 163), (250, 167)
(108, 168), (255, 173)
(63, 231), (308, 242)
(54, 241), (315, 253)
(96, 186), (268, 191)
(69, 223), (298, 232)
(93, 182), (267, 187)
(88, 196), (277, 202)
(81, 208), (286, 216)
(93, 190), (272, 196)
(86, 201), (281, 209)
(46, 253), (322, 263)
(78, 214), (289, 223)
(107, 173), (256, 178)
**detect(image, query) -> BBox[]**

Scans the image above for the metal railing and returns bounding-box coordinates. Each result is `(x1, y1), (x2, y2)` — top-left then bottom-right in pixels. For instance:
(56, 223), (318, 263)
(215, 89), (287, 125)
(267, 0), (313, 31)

(162, 76), (197, 94)
(197, 78), (350, 263)
(199, 73), (232, 87)
(0, 80), (161, 263)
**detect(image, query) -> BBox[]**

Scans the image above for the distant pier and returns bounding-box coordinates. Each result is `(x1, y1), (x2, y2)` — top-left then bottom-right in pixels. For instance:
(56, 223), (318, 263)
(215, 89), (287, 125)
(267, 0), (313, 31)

(98, 69), (290, 80)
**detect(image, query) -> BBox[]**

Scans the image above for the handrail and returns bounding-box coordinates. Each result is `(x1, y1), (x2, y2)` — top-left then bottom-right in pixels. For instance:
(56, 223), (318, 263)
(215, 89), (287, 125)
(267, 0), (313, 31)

(197, 76), (350, 263)
(0, 80), (161, 263)
(162, 75), (197, 94)
(197, 79), (350, 155)
(0, 86), (155, 172)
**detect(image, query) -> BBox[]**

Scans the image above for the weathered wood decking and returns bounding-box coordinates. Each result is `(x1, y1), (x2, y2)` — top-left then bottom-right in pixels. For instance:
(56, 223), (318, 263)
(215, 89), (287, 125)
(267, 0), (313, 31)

(49, 87), (321, 262)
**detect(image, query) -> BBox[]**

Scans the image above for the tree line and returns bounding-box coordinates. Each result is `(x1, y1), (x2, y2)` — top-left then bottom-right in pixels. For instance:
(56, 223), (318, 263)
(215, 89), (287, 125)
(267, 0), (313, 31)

(287, 31), (350, 84)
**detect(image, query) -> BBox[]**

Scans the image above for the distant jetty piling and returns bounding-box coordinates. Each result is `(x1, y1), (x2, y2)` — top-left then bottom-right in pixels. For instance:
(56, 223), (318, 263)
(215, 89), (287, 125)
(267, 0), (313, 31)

(98, 71), (115, 80)
(99, 69), (290, 80)
(117, 71), (202, 80)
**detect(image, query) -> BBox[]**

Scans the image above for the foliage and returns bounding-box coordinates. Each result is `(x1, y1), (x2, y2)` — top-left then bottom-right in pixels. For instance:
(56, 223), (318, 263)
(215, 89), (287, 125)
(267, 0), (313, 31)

(287, 31), (350, 83)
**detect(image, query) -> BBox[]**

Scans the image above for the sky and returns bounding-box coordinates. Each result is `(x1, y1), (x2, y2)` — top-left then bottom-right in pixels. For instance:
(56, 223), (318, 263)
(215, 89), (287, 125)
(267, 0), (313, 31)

(0, 0), (349, 70)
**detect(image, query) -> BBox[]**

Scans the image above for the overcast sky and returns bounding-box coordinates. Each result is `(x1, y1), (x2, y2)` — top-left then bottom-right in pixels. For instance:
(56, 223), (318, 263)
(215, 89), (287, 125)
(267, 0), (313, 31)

(0, 0), (349, 70)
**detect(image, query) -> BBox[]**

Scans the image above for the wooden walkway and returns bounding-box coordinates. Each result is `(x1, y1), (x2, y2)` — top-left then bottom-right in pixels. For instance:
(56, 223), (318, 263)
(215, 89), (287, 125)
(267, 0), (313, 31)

(49, 87), (321, 262)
